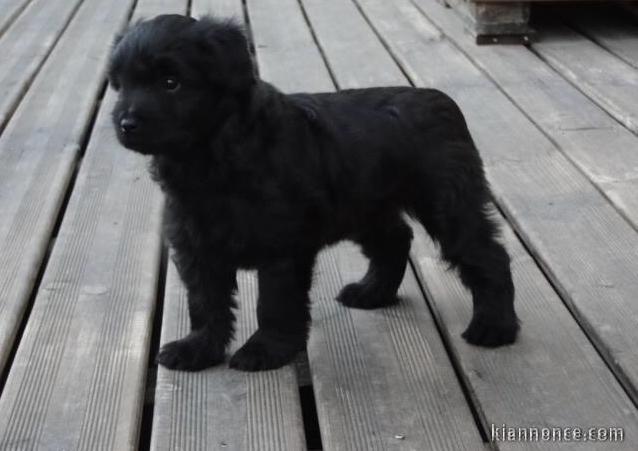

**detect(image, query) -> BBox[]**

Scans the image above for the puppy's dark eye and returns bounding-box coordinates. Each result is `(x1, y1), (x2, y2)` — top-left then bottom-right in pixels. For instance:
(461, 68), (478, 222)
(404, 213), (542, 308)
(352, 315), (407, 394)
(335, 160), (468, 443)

(162, 76), (180, 91)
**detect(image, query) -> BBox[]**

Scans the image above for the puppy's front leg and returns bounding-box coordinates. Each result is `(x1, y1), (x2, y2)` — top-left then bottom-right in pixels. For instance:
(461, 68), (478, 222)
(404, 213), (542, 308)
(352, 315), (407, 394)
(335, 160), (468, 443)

(230, 256), (314, 371)
(158, 253), (237, 371)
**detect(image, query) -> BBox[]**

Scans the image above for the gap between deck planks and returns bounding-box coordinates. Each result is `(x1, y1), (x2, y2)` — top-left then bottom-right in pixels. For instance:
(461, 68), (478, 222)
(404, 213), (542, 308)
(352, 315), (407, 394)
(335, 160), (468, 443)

(301, 0), (638, 449)
(0, 0), (177, 449)
(0, 0), (84, 133)
(0, 0), (33, 38)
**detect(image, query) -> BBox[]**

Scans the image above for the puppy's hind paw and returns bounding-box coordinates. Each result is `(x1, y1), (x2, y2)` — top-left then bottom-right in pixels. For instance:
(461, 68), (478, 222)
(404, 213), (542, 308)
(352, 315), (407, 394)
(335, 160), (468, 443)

(462, 315), (519, 348)
(157, 331), (225, 371)
(336, 282), (400, 310)
(229, 330), (304, 372)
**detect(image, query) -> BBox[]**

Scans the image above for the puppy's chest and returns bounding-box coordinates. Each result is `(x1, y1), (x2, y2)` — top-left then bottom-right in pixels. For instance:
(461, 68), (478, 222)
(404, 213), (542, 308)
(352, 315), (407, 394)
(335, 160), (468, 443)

(164, 194), (296, 265)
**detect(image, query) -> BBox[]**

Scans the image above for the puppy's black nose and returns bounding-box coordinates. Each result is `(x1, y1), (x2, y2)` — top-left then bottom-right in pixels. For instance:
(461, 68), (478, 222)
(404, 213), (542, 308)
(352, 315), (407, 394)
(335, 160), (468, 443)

(120, 117), (138, 134)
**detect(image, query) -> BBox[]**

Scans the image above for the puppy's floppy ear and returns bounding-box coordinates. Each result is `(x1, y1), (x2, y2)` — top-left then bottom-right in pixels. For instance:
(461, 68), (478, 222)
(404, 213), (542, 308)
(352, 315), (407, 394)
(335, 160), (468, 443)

(109, 27), (130, 90)
(195, 16), (256, 92)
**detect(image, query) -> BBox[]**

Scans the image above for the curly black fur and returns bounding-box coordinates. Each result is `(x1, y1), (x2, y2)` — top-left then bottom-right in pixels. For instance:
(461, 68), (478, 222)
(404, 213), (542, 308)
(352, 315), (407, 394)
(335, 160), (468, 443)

(109, 14), (519, 372)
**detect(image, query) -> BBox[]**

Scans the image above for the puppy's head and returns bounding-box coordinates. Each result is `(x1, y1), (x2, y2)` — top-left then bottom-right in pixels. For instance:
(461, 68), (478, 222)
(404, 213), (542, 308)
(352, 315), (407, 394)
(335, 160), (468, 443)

(109, 14), (255, 155)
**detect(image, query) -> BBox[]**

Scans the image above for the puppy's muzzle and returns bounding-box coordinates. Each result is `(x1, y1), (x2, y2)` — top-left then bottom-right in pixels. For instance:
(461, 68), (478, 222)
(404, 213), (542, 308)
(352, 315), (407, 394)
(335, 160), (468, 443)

(120, 116), (139, 134)
(115, 111), (151, 153)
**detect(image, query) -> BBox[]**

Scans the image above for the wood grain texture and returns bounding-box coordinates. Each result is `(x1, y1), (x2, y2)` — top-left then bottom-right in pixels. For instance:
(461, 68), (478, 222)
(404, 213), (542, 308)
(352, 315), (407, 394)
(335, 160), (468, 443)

(250, 1), (484, 449)
(149, 2), (307, 451)
(366, 0), (638, 404)
(531, 22), (638, 135)
(0, 0), (183, 450)
(0, 0), (134, 379)
(0, 0), (84, 133)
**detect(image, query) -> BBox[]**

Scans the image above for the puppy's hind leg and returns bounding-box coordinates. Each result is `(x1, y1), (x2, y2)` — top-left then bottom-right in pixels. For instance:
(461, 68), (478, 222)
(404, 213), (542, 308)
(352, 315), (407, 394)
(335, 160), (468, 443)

(414, 148), (518, 347)
(336, 217), (412, 309)
(230, 255), (315, 372)
(446, 216), (519, 347)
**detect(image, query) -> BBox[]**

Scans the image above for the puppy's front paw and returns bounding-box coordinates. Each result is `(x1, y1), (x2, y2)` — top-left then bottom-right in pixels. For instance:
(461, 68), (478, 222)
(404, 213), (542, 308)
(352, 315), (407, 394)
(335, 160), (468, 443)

(462, 314), (519, 348)
(229, 330), (304, 372)
(336, 282), (400, 310)
(157, 330), (225, 371)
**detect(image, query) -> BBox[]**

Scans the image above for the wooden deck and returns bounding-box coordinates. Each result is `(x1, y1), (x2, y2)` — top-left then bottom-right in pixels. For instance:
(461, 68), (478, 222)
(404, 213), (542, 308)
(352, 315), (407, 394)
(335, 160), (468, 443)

(0, 0), (637, 449)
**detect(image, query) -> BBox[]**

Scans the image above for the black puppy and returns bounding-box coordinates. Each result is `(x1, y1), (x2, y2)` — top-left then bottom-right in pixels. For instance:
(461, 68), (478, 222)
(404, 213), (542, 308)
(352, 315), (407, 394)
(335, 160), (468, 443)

(109, 15), (518, 372)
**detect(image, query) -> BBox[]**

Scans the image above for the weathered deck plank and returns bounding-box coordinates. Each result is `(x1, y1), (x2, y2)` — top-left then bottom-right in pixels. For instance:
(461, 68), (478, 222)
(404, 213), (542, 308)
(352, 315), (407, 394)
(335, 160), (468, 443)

(365, 0), (638, 403)
(246, 0), (333, 94)
(410, 0), (638, 242)
(249, 1), (485, 449)
(0, 0), (182, 449)
(306, 0), (638, 447)
(0, 0), (32, 37)
(0, 0), (84, 132)
(150, 2), (307, 450)
(0, 0), (134, 378)
(567, 7), (638, 70)
(193, 0), (244, 20)
(299, 0), (406, 89)
(531, 22), (638, 135)
(0, 100), (161, 450)
(0, 92), (161, 451)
